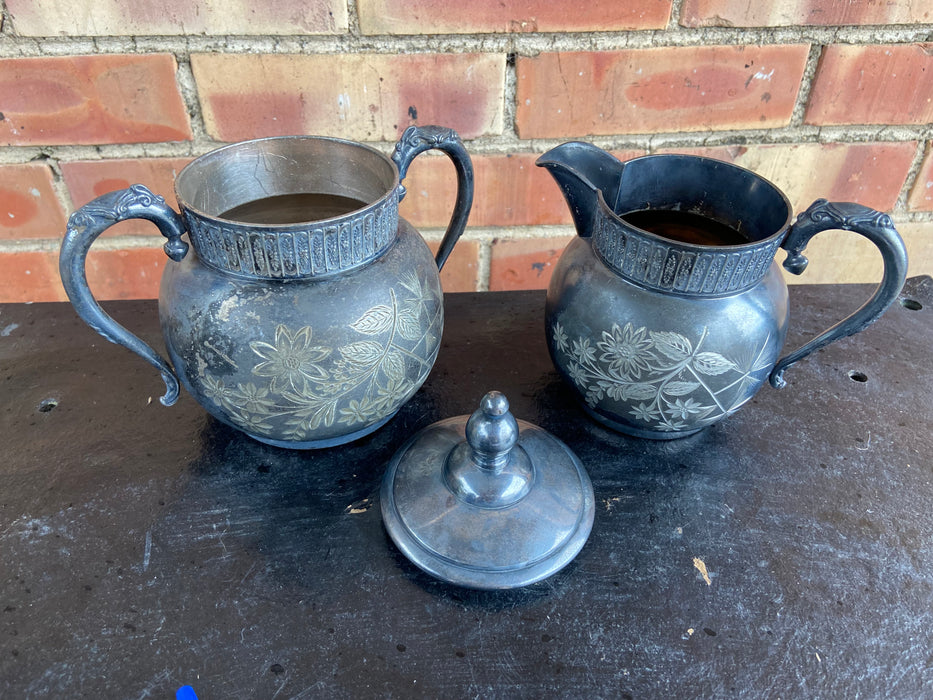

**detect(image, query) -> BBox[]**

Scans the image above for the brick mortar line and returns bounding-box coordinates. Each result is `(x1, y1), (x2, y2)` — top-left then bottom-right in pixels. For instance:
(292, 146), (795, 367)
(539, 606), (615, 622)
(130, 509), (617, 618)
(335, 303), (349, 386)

(898, 141), (931, 211)
(2, 27), (933, 58)
(174, 57), (208, 143)
(668, 0), (687, 30)
(0, 0), (9, 36)
(44, 154), (74, 213)
(346, 0), (361, 37)
(1, 124), (930, 166)
(475, 239), (492, 292)
(502, 52), (518, 139)
(789, 44), (824, 127)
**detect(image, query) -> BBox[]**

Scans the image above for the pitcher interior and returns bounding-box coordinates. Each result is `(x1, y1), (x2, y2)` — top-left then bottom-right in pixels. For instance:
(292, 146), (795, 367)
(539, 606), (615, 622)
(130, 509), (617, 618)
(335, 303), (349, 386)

(174, 136), (399, 225)
(611, 155), (793, 245)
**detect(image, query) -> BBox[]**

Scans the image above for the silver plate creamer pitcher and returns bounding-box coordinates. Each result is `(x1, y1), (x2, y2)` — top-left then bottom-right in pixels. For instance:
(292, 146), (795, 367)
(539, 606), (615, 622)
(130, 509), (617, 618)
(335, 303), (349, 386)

(60, 126), (473, 449)
(538, 142), (908, 439)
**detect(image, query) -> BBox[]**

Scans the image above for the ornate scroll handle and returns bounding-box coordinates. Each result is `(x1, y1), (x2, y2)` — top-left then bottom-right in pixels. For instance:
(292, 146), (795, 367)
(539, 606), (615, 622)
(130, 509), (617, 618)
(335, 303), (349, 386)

(59, 184), (189, 405)
(769, 199), (908, 389)
(392, 125), (474, 272)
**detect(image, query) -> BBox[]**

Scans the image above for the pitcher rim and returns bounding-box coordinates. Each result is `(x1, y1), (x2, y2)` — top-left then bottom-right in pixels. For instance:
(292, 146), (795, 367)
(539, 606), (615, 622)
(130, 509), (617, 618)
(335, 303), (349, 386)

(598, 152), (795, 251)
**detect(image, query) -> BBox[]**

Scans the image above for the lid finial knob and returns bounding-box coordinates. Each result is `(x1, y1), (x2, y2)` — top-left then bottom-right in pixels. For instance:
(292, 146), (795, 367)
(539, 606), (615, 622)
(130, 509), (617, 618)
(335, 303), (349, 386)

(465, 391), (518, 472)
(445, 391), (533, 508)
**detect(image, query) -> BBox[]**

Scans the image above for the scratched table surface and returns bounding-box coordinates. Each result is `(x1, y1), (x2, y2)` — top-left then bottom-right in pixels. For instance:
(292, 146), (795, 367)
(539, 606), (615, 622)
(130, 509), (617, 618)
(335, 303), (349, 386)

(1, 277), (932, 698)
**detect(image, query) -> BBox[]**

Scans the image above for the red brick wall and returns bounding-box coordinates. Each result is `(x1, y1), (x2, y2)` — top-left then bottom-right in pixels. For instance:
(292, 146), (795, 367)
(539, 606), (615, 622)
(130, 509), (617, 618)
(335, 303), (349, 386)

(1, 0), (932, 301)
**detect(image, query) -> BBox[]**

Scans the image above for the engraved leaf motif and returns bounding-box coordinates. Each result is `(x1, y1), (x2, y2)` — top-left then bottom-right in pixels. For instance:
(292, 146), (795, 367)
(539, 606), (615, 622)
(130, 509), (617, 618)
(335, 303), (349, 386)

(662, 380), (701, 397)
(693, 352), (737, 376)
(195, 270), (445, 443)
(395, 308), (423, 341)
(650, 331), (693, 362)
(307, 401), (337, 430)
(340, 341), (384, 367)
(622, 383), (658, 401)
(400, 270), (430, 300)
(752, 352), (773, 372)
(585, 386), (603, 406)
(283, 420), (310, 440)
(400, 271), (421, 293)
(600, 380), (623, 401)
(351, 305), (394, 335)
(382, 350), (406, 383)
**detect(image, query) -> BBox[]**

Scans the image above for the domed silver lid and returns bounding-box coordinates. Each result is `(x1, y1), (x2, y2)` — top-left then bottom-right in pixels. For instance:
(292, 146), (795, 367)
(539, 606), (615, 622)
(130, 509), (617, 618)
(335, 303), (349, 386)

(380, 391), (595, 589)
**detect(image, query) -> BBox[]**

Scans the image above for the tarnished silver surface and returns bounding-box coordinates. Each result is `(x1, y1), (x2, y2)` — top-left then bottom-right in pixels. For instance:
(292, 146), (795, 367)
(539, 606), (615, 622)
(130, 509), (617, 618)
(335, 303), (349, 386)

(59, 126), (474, 449)
(538, 143), (908, 439)
(380, 391), (595, 590)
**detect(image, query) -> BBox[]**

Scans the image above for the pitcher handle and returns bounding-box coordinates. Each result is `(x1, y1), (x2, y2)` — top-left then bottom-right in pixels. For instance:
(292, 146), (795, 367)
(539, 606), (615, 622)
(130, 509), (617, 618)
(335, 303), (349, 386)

(392, 125), (474, 271)
(769, 199), (908, 388)
(59, 184), (189, 405)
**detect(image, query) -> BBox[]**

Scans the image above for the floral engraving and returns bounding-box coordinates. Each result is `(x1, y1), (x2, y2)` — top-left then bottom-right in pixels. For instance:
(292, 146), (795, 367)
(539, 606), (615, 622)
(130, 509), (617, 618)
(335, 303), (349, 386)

(250, 326), (331, 393)
(552, 320), (772, 433)
(202, 271), (441, 441)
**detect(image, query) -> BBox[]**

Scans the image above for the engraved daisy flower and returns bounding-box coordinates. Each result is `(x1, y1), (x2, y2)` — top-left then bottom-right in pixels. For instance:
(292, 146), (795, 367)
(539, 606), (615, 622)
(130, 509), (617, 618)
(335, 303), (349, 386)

(629, 402), (660, 423)
(230, 382), (276, 415)
(202, 374), (231, 405)
(228, 409), (275, 435)
(597, 323), (654, 378)
(571, 337), (597, 364)
(552, 322), (569, 353)
(668, 397), (706, 420)
(250, 324), (331, 394)
(567, 361), (588, 386)
(338, 397), (376, 425)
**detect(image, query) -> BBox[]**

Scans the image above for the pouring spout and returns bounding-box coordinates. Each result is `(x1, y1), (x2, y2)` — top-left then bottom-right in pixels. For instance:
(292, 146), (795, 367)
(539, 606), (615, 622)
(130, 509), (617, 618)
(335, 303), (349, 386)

(536, 142), (625, 238)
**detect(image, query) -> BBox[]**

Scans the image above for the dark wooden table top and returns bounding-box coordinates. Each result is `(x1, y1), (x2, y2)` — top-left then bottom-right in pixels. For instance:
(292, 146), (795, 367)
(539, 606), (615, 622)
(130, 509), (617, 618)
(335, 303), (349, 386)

(1, 278), (932, 698)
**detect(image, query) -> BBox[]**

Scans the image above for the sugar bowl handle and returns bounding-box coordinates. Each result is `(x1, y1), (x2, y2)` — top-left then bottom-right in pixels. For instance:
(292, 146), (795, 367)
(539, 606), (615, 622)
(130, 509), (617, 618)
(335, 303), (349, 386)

(59, 185), (189, 406)
(393, 125), (474, 272)
(770, 199), (908, 388)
